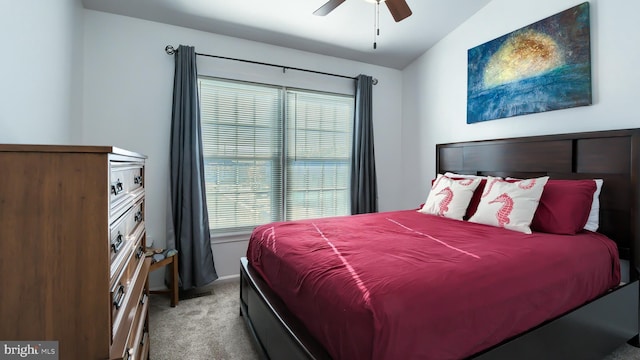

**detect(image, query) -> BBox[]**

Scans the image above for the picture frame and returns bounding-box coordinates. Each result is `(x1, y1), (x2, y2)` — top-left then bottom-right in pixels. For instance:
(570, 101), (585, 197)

(467, 2), (591, 124)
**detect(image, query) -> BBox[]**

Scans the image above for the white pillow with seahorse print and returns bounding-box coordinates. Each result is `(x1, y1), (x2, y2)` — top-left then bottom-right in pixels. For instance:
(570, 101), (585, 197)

(418, 174), (482, 220)
(468, 176), (549, 234)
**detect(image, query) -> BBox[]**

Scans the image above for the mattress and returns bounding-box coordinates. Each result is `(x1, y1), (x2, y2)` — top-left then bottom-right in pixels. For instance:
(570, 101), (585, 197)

(246, 210), (621, 360)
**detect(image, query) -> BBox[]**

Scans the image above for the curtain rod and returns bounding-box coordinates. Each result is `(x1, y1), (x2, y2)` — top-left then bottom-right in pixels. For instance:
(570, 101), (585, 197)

(165, 45), (378, 85)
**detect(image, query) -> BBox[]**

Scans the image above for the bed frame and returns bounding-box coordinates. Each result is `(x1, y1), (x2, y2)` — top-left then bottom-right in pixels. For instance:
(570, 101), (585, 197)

(240, 128), (640, 359)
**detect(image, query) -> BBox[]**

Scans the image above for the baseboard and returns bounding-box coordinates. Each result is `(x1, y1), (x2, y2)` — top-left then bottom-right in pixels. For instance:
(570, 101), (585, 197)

(215, 274), (240, 284)
(149, 274), (239, 292)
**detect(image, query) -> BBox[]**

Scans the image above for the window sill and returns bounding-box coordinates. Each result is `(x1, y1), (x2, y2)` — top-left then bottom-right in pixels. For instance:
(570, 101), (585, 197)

(210, 231), (253, 245)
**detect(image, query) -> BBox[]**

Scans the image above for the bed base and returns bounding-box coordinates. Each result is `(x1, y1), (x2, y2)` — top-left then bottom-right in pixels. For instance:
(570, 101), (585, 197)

(240, 257), (331, 360)
(474, 281), (638, 359)
(240, 257), (637, 360)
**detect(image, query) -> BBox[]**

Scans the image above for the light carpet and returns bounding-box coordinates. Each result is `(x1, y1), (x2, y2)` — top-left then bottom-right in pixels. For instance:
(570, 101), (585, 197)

(149, 279), (639, 360)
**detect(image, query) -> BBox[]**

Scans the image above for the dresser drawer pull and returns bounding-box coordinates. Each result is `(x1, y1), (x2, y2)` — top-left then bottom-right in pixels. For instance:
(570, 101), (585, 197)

(111, 233), (124, 253)
(140, 294), (148, 306)
(134, 175), (143, 185)
(113, 284), (125, 309)
(111, 179), (124, 195)
(134, 211), (143, 223)
(135, 246), (144, 259)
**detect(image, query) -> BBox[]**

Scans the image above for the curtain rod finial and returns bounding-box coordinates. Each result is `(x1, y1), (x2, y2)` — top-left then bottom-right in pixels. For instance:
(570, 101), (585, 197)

(165, 45), (176, 55)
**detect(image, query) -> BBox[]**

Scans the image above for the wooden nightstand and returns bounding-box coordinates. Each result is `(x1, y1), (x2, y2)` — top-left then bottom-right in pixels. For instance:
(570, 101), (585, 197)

(148, 249), (179, 307)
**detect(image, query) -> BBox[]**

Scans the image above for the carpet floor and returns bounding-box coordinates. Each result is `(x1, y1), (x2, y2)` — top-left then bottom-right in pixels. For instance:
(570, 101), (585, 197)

(148, 279), (639, 360)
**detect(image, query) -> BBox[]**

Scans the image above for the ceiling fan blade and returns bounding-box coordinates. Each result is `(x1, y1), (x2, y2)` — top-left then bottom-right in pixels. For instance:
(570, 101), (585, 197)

(385, 0), (412, 22)
(313, 0), (346, 16)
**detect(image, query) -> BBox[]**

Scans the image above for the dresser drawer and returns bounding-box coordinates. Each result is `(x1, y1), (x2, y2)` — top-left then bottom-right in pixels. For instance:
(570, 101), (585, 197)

(110, 161), (144, 219)
(110, 257), (150, 359)
(123, 292), (149, 360)
(110, 199), (145, 279)
(138, 331), (150, 360)
(111, 238), (146, 339)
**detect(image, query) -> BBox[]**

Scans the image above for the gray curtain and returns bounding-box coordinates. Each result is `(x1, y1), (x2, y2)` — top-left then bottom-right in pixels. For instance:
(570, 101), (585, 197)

(170, 45), (218, 289)
(350, 74), (378, 214)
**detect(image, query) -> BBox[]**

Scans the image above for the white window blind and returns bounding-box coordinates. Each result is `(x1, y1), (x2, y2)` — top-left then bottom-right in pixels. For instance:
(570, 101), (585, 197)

(199, 77), (354, 233)
(199, 79), (283, 233)
(286, 90), (353, 220)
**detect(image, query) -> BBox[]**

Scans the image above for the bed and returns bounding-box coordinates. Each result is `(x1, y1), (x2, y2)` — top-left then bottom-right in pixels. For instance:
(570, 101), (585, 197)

(240, 128), (640, 360)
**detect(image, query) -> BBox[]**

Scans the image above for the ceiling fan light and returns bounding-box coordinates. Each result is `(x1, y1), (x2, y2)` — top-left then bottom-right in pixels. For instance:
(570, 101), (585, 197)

(363, 0), (385, 4)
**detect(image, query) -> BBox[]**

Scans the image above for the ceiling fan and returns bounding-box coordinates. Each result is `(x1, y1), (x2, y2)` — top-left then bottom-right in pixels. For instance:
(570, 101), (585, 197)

(313, 0), (412, 22)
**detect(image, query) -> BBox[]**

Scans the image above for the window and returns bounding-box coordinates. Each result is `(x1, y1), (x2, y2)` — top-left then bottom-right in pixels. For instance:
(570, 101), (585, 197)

(199, 77), (354, 233)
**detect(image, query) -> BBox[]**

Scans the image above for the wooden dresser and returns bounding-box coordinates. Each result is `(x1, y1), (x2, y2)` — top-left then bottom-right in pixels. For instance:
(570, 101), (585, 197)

(0, 145), (150, 360)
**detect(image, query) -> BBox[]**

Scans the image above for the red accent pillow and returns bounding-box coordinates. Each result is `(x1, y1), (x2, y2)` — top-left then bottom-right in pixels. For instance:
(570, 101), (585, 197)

(530, 179), (597, 235)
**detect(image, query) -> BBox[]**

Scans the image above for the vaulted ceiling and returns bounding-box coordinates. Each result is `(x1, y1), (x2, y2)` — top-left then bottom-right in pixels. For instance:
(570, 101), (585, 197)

(82, 0), (492, 69)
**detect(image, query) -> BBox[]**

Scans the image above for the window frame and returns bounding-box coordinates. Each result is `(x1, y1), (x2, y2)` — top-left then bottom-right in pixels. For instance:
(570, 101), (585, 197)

(198, 76), (354, 235)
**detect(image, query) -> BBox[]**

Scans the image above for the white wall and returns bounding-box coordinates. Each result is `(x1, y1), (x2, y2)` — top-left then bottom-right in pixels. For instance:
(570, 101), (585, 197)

(0, 0), (84, 144)
(81, 10), (403, 282)
(401, 0), (640, 209)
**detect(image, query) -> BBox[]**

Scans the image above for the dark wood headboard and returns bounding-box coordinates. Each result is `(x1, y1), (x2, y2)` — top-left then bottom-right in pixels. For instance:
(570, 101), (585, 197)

(436, 128), (640, 280)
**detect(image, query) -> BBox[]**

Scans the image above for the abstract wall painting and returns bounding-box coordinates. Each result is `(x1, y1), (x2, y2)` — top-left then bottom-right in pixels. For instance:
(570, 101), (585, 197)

(467, 2), (591, 124)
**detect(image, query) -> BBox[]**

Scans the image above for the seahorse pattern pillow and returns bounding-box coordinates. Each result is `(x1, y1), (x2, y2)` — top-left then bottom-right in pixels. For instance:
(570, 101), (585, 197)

(441, 173), (489, 220)
(468, 176), (549, 234)
(418, 174), (481, 220)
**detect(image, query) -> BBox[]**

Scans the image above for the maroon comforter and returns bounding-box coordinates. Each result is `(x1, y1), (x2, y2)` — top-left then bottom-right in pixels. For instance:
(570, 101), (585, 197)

(246, 210), (620, 360)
